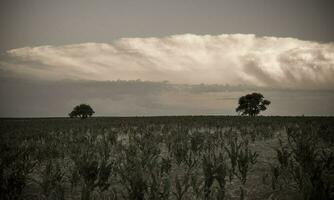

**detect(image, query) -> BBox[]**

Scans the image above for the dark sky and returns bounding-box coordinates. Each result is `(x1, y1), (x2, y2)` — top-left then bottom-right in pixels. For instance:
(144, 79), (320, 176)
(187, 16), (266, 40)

(1, 0), (333, 52)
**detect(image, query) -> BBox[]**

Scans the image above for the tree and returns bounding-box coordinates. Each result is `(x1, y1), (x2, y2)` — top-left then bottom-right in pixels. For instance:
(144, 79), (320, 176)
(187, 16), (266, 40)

(236, 93), (270, 116)
(69, 104), (95, 119)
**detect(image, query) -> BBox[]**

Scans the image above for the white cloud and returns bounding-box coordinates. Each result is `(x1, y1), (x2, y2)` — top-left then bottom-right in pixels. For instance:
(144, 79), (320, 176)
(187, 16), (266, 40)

(1, 34), (334, 89)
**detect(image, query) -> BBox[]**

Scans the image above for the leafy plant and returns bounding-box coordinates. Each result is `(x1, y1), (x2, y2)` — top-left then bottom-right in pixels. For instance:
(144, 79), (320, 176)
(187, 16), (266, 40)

(34, 159), (66, 200)
(202, 151), (228, 200)
(173, 174), (191, 200)
(270, 126), (334, 200)
(225, 137), (258, 200)
(0, 142), (37, 200)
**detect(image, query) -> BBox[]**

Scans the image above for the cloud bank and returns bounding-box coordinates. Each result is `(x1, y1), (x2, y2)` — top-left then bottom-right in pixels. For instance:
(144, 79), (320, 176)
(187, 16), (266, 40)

(1, 78), (333, 117)
(1, 34), (334, 90)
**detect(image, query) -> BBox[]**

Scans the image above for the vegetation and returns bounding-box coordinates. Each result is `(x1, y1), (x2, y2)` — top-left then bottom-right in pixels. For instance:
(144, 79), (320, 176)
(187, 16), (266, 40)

(69, 104), (95, 119)
(236, 93), (271, 116)
(0, 116), (333, 200)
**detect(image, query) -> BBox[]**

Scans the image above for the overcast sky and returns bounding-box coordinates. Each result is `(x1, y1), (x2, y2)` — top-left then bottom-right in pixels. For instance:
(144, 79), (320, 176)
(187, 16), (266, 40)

(1, 0), (334, 52)
(0, 0), (333, 117)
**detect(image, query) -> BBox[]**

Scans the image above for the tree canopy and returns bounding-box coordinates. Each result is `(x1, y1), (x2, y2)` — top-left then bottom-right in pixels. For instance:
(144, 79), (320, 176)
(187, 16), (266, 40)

(69, 104), (95, 119)
(236, 93), (270, 116)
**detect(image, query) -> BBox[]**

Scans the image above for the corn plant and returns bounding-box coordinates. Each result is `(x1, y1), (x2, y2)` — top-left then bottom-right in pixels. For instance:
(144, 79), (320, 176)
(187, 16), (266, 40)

(33, 159), (65, 200)
(146, 166), (171, 200)
(116, 132), (162, 200)
(225, 136), (258, 200)
(190, 174), (202, 200)
(0, 141), (37, 200)
(235, 140), (258, 184)
(74, 156), (113, 200)
(172, 174), (191, 200)
(202, 153), (215, 199)
(68, 132), (113, 200)
(190, 131), (206, 154)
(118, 164), (147, 200)
(224, 135), (242, 181)
(269, 139), (292, 190)
(237, 140), (258, 200)
(202, 150), (228, 200)
(1, 114), (333, 200)
(269, 126), (334, 200)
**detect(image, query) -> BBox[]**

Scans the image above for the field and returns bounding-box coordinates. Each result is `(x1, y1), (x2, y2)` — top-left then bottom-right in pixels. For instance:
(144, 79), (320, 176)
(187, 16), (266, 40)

(1, 116), (333, 200)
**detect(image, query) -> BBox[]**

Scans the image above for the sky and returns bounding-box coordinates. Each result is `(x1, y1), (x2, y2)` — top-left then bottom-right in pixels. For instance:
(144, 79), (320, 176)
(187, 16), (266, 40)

(0, 0), (334, 117)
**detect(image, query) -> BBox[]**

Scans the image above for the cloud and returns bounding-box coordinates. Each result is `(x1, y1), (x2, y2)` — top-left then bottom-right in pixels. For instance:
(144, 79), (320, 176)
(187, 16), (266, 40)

(1, 34), (334, 89)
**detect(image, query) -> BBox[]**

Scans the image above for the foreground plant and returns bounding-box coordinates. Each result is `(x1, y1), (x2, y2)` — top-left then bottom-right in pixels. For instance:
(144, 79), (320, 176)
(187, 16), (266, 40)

(0, 141), (37, 200)
(68, 132), (113, 200)
(225, 136), (258, 200)
(173, 174), (191, 200)
(34, 159), (66, 200)
(202, 150), (228, 200)
(270, 126), (334, 200)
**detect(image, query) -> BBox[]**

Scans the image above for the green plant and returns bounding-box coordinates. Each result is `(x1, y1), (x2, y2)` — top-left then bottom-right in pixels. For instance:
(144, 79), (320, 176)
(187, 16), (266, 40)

(173, 174), (191, 200)
(225, 136), (242, 182)
(225, 137), (258, 200)
(270, 126), (334, 200)
(69, 134), (113, 200)
(0, 142), (37, 200)
(202, 151), (228, 200)
(34, 159), (65, 200)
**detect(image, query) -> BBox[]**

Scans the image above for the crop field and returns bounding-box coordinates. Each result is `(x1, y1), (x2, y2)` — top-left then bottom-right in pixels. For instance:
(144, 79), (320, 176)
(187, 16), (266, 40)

(1, 116), (333, 200)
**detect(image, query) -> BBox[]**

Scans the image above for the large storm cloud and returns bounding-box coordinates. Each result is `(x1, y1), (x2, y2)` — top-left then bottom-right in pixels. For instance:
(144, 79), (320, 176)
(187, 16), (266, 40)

(1, 34), (334, 89)
(1, 34), (334, 117)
